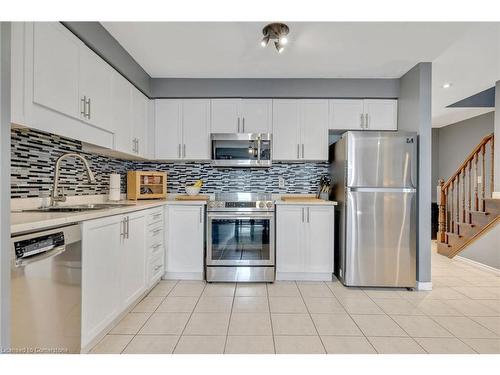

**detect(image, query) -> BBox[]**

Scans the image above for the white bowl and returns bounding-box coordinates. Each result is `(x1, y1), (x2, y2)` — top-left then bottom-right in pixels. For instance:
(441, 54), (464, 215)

(185, 186), (201, 196)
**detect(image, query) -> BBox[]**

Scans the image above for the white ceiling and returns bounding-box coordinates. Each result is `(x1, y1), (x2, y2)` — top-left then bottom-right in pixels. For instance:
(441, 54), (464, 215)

(102, 22), (499, 127)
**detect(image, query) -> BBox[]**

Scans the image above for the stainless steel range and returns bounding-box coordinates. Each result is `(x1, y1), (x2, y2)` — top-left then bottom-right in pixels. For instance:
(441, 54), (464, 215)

(206, 193), (275, 282)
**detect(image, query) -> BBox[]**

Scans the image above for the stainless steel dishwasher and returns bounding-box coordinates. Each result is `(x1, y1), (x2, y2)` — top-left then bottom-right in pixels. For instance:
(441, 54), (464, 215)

(10, 224), (82, 354)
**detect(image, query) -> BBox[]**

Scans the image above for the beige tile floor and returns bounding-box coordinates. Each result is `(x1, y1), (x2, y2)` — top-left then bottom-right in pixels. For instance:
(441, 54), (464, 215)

(90, 244), (500, 354)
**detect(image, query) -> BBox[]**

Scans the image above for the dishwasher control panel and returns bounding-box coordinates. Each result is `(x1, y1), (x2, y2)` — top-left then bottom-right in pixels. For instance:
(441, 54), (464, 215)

(14, 232), (65, 259)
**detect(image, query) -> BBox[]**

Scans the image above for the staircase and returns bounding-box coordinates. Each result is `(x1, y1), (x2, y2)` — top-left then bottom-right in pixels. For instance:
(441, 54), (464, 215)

(437, 133), (499, 258)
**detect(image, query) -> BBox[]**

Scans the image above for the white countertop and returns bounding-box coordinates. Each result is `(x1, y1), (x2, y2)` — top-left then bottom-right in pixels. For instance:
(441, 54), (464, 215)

(11, 196), (207, 235)
(274, 199), (338, 206)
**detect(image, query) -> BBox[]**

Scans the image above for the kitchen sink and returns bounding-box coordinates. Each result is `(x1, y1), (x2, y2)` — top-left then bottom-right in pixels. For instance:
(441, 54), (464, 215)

(23, 203), (136, 212)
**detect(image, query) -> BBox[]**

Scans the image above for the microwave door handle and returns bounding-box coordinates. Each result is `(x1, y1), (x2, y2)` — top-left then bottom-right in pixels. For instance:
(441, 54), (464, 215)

(257, 137), (261, 163)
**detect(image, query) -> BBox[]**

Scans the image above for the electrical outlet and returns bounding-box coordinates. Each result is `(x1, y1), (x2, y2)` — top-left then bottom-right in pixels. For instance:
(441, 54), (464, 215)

(278, 177), (285, 188)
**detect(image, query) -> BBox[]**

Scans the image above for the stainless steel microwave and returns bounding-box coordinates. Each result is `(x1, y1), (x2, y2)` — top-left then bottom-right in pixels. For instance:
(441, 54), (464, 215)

(211, 133), (272, 167)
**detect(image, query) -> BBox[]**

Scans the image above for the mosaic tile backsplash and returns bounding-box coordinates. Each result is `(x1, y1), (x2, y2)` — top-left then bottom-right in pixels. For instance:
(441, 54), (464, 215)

(11, 128), (330, 199)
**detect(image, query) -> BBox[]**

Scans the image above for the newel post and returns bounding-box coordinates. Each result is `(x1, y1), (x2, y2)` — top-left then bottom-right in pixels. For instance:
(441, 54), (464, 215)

(437, 179), (446, 243)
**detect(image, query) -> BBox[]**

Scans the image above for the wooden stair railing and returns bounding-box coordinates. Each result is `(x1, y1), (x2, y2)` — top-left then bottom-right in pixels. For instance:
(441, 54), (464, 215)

(437, 133), (496, 257)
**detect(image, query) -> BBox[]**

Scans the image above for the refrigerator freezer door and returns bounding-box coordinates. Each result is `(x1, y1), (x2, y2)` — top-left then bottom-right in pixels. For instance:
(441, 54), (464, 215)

(346, 132), (417, 188)
(343, 189), (416, 287)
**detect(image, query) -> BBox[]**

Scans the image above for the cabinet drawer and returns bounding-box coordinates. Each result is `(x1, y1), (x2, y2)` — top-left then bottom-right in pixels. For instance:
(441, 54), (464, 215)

(147, 223), (163, 245)
(148, 242), (164, 258)
(148, 253), (164, 287)
(147, 208), (163, 226)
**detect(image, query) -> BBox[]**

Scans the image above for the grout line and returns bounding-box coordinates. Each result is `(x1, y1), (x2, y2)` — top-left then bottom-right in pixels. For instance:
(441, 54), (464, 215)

(170, 280), (207, 354)
(266, 282), (277, 354)
(223, 283), (237, 354)
(120, 279), (179, 353)
(295, 281), (328, 354)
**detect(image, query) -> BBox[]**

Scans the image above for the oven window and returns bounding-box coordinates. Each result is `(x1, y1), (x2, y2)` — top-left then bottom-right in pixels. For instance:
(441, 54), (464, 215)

(211, 219), (271, 262)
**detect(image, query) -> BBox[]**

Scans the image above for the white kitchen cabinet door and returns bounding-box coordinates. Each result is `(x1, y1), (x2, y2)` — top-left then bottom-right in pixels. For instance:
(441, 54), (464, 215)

(32, 22), (80, 119)
(132, 88), (149, 157)
(329, 99), (364, 130)
(300, 100), (329, 161)
(304, 206), (334, 274)
(111, 72), (134, 154)
(240, 99), (272, 133)
(155, 99), (182, 160)
(272, 100), (300, 161)
(276, 206), (305, 273)
(211, 99), (240, 133)
(364, 99), (398, 130)
(165, 205), (205, 279)
(182, 99), (211, 160)
(81, 215), (122, 348)
(79, 47), (113, 132)
(121, 211), (147, 309)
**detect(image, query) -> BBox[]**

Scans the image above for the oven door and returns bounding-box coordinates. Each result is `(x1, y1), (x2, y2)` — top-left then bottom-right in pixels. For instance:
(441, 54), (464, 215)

(207, 211), (275, 266)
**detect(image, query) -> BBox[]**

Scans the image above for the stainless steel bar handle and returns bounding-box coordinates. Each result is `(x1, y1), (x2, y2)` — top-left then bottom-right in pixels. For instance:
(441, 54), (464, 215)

(154, 265), (162, 271)
(178, 144), (181, 158)
(301, 207), (305, 222)
(302, 144), (305, 159)
(199, 207), (203, 223)
(365, 113), (369, 129)
(86, 97), (91, 119)
(360, 114), (364, 128)
(297, 144), (300, 159)
(80, 96), (86, 117)
(242, 117), (245, 133)
(307, 207), (310, 223)
(120, 217), (125, 239)
(136, 138), (140, 154)
(126, 217), (130, 239)
(237, 117), (240, 132)
(183, 144), (186, 158)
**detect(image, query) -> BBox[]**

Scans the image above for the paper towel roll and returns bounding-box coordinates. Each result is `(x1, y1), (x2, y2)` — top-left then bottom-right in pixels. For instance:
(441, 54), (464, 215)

(109, 174), (121, 201)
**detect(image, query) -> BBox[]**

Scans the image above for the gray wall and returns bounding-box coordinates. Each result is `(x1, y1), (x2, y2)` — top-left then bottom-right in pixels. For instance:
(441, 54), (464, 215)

(0, 22), (11, 350)
(495, 81), (500, 192)
(151, 78), (400, 98)
(62, 22), (151, 97)
(398, 62), (432, 286)
(460, 224), (500, 270)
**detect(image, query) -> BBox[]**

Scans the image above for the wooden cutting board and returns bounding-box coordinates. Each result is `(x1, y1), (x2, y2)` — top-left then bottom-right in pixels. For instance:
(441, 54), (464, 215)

(175, 195), (210, 201)
(281, 195), (323, 202)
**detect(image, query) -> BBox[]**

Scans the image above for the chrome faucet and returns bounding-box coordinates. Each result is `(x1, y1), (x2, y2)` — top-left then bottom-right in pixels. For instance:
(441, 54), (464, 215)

(51, 153), (96, 206)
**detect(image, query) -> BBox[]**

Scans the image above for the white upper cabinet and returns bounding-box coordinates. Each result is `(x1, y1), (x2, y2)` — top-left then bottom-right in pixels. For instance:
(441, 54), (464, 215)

(155, 99), (182, 159)
(32, 22), (80, 119)
(329, 99), (398, 131)
(211, 99), (271, 133)
(300, 100), (329, 161)
(155, 99), (210, 161)
(182, 99), (211, 159)
(363, 99), (398, 130)
(211, 99), (240, 133)
(111, 72), (133, 154)
(272, 99), (329, 161)
(240, 99), (272, 133)
(132, 88), (149, 157)
(272, 100), (300, 160)
(79, 47), (113, 132)
(329, 100), (365, 130)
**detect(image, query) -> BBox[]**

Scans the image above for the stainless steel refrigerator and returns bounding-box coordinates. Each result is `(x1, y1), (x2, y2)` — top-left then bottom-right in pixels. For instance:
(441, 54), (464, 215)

(332, 131), (417, 288)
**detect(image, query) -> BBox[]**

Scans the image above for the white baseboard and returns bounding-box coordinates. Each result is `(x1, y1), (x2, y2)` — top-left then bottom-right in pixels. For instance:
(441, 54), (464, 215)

(163, 272), (204, 281)
(455, 256), (500, 275)
(416, 281), (433, 291)
(276, 272), (334, 281)
(492, 192), (500, 199)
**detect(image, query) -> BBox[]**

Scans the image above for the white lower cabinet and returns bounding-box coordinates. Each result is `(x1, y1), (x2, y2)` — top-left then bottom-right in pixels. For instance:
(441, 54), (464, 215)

(276, 204), (335, 281)
(164, 204), (205, 280)
(81, 209), (149, 349)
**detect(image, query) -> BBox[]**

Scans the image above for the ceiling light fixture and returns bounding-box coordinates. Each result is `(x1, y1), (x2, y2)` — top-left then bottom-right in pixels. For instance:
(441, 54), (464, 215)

(442, 83), (453, 89)
(260, 23), (289, 53)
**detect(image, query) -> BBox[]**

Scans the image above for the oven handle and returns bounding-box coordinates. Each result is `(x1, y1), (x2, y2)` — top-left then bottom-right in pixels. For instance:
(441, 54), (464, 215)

(207, 212), (275, 220)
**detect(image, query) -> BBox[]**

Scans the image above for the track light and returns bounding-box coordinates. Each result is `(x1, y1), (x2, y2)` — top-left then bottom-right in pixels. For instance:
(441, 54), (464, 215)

(260, 23), (290, 53)
(274, 41), (284, 53)
(260, 35), (270, 47)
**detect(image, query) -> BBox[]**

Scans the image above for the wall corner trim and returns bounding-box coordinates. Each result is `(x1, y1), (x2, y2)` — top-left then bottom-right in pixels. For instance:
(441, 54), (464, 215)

(416, 281), (433, 291)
